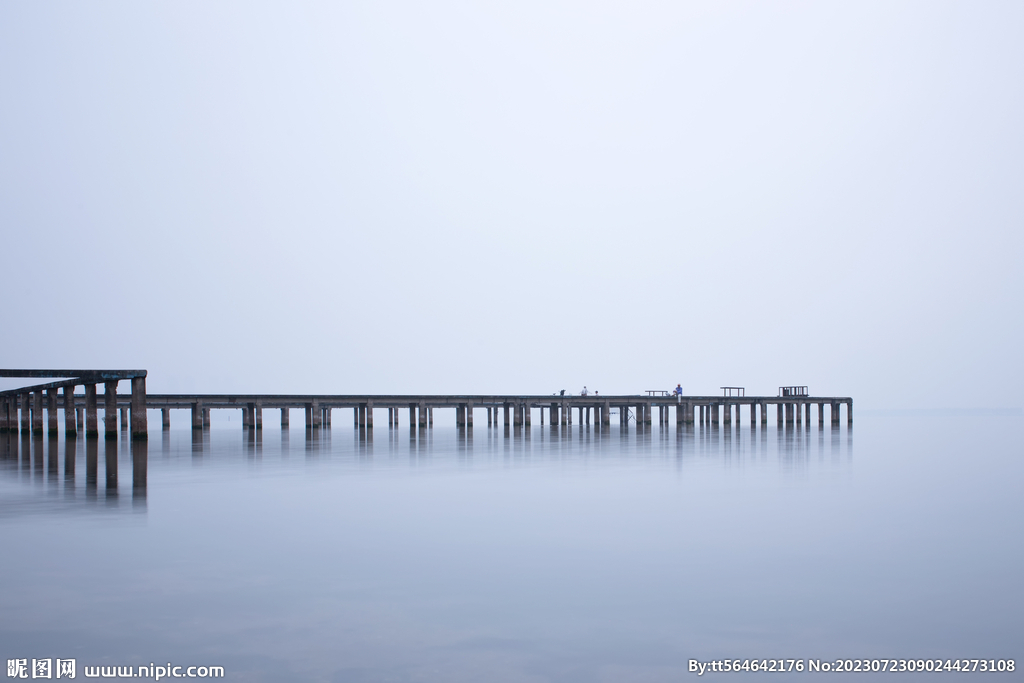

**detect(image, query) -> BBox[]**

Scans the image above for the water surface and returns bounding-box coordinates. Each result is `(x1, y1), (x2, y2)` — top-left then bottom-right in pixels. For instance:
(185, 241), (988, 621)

(1, 416), (1020, 681)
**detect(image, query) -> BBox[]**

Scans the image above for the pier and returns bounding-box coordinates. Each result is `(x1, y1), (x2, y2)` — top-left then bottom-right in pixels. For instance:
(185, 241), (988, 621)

(0, 370), (853, 438)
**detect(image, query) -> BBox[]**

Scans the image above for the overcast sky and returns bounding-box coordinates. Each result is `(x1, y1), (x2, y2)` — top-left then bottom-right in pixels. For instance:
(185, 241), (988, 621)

(1, 1), (1021, 408)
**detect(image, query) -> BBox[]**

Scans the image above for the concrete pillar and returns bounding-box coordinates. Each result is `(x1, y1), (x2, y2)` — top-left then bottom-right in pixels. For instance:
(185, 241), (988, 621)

(243, 405), (251, 428)
(366, 401), (373, 429)
(456, 405), (464, 427)
(466, 401), (473, 428)
(191, 401), (204, 430)
(418, 401), (427, 429)
(311, 401), (322, 428)
(46, 389), (58, 435)
(795, 402), (802, 427)
(566, 403), (572, 425)
(817, 403), (824, 426)
(161, 408), (170, 430)
(85, 385), (98, 436)
(255, 403), (263, 430)
(120, 407), (129, 431)
(620, 405), (628, 428)
(202, 407), (211, 429)
(407, 404), (415, 429)
(31, 391), (43, 434)
(513, 402), (521, 427)
(103, 382), (118, 439)
(281, 407), (290, 428)
(428, 407), (433, 427)
(675, 402), (684, 426)
(62, 388), (76, 435)
(76, 407), (83, 431)
(501, 403), (508, 427)
(723, 402), (732, 426)
(831, 402), (840, 426)
(847, 400), (853, 426)
(0, 395), (8, 432)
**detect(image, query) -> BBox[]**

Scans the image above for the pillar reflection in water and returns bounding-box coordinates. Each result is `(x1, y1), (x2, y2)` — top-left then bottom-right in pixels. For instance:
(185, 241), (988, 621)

(104, 438), (118, 499)
(132, 439), (147, 509)
(86, 436), (98, 499)
(64, 435), (77, 497)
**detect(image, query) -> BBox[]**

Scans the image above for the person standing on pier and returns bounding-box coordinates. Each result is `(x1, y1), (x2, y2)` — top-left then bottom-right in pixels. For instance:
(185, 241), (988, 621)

(675, 384), (683, 402)
(581, 386), (588, 396)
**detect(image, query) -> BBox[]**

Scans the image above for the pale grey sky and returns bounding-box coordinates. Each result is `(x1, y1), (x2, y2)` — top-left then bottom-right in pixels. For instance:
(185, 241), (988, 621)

(1, 1), (1021, 408)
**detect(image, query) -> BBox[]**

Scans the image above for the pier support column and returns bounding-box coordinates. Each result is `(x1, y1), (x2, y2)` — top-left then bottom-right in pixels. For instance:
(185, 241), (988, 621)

(255, 403), (263, 430)
(513, 403), (521, 427)
(831, 402), (839, 427)
(366, 401), (373, 429)
(0, 396), (8, 432)
(202, 407), (211, 430)
(418, 401), (427, 429)
(31, 391), (43, 434)
(281, 407), (289, 429)
(120, 407), (129, 431)
(817, 403), (824, 426)
(85, 385), (98, 436)
(466, 402), (473, 428)
(847, 400), (853, 426)
(620, 405), (628, 428)
(63, 388), (77, 435)
(711, 403), (720, 427)
(502, 403), (509, 428)
(408, 404), (416, 429)
(46, 389), (58, 435)
(603, 401), (611, 426)
(161, 409), (170, 430)
(311, 401), (322, 428)
(795, 403), (802, 427)
(723, 402), (732, 426)
(243, 405), (251, 429)
(103, 382), (118, 439)
(127, 376), (146, 439)
(191, 401), (203, 430)
(428, 407), (433, 427)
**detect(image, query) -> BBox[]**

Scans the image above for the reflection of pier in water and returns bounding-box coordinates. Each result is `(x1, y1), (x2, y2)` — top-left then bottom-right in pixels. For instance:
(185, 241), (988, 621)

(1, 370), (853, 502)
(0, 431), (147, 513)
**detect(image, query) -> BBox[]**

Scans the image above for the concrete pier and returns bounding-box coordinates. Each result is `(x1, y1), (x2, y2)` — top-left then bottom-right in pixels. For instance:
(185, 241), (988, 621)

(0, 372), (852, 441)
(104, 382), (118, 438)
(85, 385), (98, 436)
(63, 388), (76, 435)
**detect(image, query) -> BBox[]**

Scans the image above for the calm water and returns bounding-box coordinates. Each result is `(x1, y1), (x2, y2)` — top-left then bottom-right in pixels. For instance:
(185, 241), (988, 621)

(1, 415), (1021, 682)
